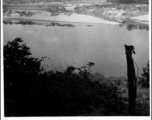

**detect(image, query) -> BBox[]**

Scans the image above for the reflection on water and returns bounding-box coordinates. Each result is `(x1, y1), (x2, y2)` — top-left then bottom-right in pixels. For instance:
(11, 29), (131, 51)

(3, 19), (75, 27)
(127, 23), (149, 31)
(120, 21), (149, 31)
(3, 20), (36, 25)
(4, 19), (149, 30)
(3, 19), (149, 77)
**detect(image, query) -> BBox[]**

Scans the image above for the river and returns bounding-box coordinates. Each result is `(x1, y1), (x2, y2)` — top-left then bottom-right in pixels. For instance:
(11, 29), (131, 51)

(3, 19), (149, 77)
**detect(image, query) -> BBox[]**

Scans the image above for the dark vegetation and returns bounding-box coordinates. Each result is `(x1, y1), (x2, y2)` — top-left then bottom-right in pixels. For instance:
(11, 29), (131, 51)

(139, 61), (149, 88)
(136, 61), (150, 116)
(4, 38), (150, 116)
(3, 20), (75, 27)
(126, 23), (149, 31)
(3, 19), (149, 31)
(46, 5), (66, 14)
(4, 38), (127, 116)
(118, 21), (149, 31)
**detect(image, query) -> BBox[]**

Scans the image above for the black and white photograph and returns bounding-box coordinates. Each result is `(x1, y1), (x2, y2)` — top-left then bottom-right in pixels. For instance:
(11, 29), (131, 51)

(1, 0), (151, 119)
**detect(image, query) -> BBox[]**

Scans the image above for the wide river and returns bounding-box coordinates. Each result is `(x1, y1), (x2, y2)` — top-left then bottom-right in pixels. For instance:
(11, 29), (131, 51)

(3, 19), (149, 77)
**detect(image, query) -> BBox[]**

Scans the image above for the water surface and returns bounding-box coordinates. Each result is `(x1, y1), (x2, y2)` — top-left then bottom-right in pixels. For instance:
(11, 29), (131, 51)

(3, 19), (149, 77)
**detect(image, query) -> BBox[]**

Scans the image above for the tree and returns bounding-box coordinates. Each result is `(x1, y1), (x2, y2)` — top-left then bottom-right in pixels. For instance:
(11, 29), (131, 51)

(125, 45), (136, 115)
(4, 38), (43, 116)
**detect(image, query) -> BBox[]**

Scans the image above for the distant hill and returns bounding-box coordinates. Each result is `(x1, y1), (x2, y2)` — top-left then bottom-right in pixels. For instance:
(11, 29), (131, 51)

(3, 0), (148, 4)
(3, 0), (106, 4)
(107, 0), (149, 4)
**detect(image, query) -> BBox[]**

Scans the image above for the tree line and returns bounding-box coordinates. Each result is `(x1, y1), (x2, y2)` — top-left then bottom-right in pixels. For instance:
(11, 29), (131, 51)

(3, 0), (82, 4)
(107, 0), (149, 4)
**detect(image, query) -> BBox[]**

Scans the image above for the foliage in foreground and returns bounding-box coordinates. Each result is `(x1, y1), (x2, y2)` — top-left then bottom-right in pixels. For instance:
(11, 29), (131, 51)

(138, 61), (149, 88)
(4, 38), (127, 116)
(4, 38), (149, 116)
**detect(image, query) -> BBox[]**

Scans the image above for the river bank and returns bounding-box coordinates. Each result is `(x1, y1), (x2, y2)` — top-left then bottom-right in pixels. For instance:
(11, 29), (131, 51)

(131, 14), (149, 24)
(3, 2), (149, 24)
(3, 10), (121, 25)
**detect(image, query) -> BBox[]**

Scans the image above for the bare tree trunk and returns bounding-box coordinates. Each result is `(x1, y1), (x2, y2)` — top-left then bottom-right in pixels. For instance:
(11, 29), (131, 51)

(125, 45), (137, 115)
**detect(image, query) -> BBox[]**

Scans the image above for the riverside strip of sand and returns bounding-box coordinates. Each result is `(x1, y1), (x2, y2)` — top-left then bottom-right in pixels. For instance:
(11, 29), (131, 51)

(3, 11), (120, 25)
(131, 14), (149, 24)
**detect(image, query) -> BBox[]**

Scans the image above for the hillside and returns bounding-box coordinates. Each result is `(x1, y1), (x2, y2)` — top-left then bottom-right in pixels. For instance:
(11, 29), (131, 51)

(3, 0), (106, 4)
(107, 0), (149, 4)
(3, 0), (149, 4)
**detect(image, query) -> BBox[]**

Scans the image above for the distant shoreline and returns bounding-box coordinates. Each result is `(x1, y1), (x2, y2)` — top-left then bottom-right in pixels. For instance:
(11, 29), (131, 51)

(3, 12), (121, 25)
(3, 17), (118, 26)
(131, 14), (149, 24)
(4, 14), (149, 25)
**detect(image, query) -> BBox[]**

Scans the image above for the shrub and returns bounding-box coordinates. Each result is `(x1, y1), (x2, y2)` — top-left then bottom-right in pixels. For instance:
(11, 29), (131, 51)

(138, 61), (149, 88)
(4, 38), (127, 116)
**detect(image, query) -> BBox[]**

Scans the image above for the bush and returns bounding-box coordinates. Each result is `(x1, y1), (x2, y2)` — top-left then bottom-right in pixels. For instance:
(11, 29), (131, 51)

(138, 61), (149, 88)
(4, 38), (127, 116)
(135, 98), (150, 116)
